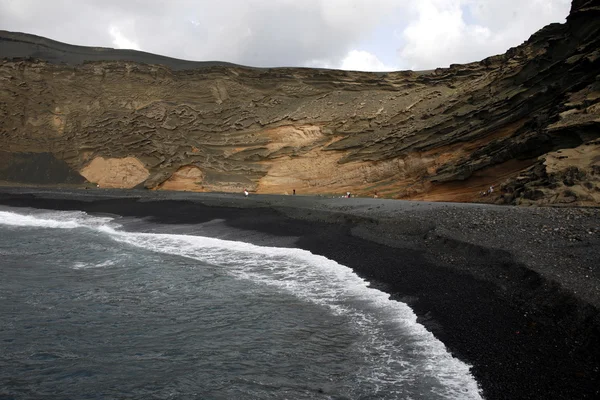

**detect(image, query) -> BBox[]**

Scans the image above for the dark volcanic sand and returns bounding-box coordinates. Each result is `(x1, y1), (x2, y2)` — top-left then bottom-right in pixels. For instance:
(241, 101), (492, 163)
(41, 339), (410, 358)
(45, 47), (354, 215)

(1, 187), (599, 400)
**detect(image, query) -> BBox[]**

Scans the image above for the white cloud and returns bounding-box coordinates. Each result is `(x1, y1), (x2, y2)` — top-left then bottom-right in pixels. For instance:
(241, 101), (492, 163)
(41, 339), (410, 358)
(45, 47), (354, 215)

(399, 0), (491, 69)
(306, 49), (397, 71)
(397, 0), (571, 69)
(108, 26), (140, 50)
(340, 50), (396, 72)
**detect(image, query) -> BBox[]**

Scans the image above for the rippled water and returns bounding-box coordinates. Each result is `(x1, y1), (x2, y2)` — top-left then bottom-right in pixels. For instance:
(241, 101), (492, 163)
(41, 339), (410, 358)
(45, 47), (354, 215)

(0, 206), (482, 399)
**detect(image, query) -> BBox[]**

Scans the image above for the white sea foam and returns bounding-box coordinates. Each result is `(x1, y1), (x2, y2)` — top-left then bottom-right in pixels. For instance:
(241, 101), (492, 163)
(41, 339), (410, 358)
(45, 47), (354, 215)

(0, 210), (117, 230)
(0, 210), (82, 229)
(0, 208), (483, 399)
(72, 260), (117, 270)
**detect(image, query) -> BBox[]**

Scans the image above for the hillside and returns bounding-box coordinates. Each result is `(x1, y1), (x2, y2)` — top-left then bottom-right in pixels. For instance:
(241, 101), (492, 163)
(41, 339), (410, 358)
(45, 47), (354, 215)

(1, 0), (599, 205)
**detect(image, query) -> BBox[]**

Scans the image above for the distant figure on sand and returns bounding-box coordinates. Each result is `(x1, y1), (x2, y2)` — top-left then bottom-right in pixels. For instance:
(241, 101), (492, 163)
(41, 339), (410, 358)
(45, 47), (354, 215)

(481, 185), (494, 197)
(346, 191), (351, 198)
(293, 189), (296, 195)
(244, 188), (249, 197)
(373, 192), (378, 198)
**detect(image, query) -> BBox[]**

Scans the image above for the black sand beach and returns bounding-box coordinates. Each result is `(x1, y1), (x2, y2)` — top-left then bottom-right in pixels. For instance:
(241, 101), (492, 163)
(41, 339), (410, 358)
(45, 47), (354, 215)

(1, 187), (599, 400)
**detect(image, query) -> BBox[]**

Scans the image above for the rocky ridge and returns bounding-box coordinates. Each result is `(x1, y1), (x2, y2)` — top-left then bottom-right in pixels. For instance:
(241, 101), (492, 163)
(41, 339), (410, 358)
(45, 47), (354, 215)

(0, 0), (599, 205)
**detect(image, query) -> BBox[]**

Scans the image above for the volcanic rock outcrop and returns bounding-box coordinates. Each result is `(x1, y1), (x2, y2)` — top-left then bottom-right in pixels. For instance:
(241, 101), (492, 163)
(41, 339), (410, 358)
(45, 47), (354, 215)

(1, 0), (599, 205)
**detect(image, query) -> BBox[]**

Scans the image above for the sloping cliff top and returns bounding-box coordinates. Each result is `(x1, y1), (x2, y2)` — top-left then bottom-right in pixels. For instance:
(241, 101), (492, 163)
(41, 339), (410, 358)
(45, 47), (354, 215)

(0, 30), (241, 70)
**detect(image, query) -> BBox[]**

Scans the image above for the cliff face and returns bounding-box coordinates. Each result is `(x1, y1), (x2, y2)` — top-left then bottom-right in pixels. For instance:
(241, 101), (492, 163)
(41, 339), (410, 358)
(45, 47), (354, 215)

(1, 0), (599, 205)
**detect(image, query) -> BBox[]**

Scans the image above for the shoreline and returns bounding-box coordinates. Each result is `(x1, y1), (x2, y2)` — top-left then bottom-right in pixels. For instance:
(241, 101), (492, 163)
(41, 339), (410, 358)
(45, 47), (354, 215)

(1, 187), (599, 399)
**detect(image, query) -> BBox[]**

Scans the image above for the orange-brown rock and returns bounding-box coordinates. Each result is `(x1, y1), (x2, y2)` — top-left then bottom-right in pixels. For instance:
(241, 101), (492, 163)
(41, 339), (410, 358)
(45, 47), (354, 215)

(0, 0), (599, 205)
(80, 157), (149, 188)
(158, 165), (205, 191)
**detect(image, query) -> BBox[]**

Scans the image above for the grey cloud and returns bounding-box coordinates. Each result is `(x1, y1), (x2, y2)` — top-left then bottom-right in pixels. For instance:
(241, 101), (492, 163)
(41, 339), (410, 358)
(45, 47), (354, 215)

(0, 0), (571, 70)
(0, 0), (397, 67)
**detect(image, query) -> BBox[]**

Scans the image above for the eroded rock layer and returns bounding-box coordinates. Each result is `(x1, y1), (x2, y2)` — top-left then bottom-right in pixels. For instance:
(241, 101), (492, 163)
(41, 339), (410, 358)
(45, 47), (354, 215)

(79, 157), (149, 189)
(1, 0), (599, 204)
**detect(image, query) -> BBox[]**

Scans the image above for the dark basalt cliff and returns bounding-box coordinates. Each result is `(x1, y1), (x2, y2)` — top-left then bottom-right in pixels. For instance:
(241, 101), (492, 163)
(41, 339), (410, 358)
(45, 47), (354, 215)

(1, 0), (599, 205)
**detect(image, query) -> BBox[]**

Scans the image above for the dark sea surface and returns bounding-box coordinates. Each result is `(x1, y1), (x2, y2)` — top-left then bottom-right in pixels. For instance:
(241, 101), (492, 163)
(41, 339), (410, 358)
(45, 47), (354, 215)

(0, 206), (482, 399)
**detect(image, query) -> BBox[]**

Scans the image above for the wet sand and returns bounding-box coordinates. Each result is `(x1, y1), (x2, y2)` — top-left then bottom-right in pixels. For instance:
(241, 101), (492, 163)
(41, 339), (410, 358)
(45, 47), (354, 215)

(1, 187), (599, 400)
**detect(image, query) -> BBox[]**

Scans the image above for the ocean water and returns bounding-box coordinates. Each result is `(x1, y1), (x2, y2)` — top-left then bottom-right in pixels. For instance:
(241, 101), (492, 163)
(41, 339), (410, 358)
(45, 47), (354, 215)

(0, 206), (482, 399)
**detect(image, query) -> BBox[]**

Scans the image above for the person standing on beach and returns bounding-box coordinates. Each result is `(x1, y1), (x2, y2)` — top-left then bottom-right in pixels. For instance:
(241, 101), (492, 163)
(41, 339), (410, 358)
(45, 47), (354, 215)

(293, 189), (296, 195)
(244, 188), (249, 197)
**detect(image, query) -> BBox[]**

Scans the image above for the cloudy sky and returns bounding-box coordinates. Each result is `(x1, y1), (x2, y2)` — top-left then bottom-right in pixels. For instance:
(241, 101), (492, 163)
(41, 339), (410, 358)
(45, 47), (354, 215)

(0, 0), (571, 71)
